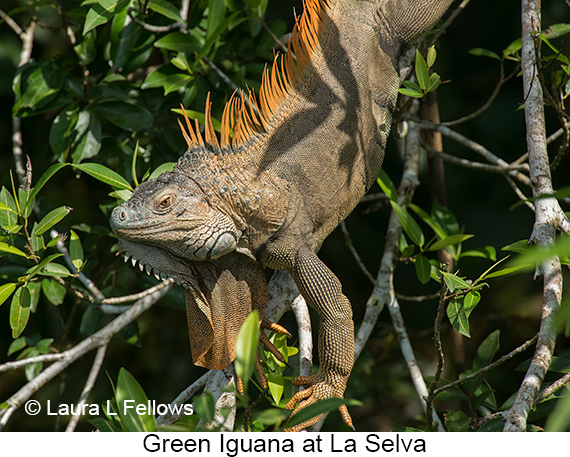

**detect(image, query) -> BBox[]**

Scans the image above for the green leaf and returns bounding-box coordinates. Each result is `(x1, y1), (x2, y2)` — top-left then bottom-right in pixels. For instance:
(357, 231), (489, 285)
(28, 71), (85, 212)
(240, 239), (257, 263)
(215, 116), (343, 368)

(13, 60), (69, 115)
(426, 45), (437, 68)
(545, 387), (570, 431)
(10, 285), (32, 338)
(415, 255), (431, 284)
(0, 283), (17, 307)
(207, 0), (226, 40)
(94, 101), (153, 131)
(49, 105), (78, 159)
(27, 281), (42, 313)
(469, 48), (501, 60)
(483, 265), (528, 279)
(27, 164), (69, 213)
(26, 253), (63, 280)
(426, 72), (441, 93)
(409, 203), (447, 240)
(80, 305), (102, 336)
(390, 201), (425, 248)
(503, 38), (522, 57)
(148, 0), (183, 21)
(444, 411), (470, 432)
(195, 12), (243, 63)
(116, 368), (156, 432)
(284, 398), (362, 431)
(83, 0), (130, 35)
(110, 20), (140, 72)
(73, 163), (132, 190)
(428, 234), (473, 251)
(398, 88), (423, 98)
(40, 262), (72, 278)
(0, 201), (17, 214)
(70, 109), (102, 163)
(0, 242), (28, 258)
(234, 310), (260, 393)
(506, 236), (570, 270)
(69, 229), (84, 271)
(41, 279), (67, 306)
(401, 80), (423, 92)
(415, 49), (429, 91)
(447, 297), (471, 337)
(431, 200), (460, 236)
(148, 162), (176, 180)
(473, 330), (500, 371)
(267, 372), (284, 405)
(154, 32), (200, 54)
(543, 23), (570, 40)
(442, 272), (471, 292)
(193, 391), (216, 425)
(459, 246), (496, 261)
(376, 169), (397, 201)
(31, 206), (72, 237)
(7, 336), (27, 356)
(142, 65), (193, 95)
(0, 187), (19, 230)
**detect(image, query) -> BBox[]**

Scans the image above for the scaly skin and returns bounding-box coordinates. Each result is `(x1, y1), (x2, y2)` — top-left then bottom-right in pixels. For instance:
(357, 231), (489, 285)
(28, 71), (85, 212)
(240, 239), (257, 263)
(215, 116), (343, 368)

(110, 0), (453, 431)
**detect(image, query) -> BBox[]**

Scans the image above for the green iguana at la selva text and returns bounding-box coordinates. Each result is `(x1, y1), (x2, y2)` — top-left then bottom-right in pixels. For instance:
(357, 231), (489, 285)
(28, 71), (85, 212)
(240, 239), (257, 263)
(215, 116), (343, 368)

(110, 0), (453, 431)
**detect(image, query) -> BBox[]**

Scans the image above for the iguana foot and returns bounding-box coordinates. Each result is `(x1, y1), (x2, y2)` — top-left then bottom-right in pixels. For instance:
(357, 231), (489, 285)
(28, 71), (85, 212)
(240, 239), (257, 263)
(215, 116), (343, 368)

(284, 373), (354, 432)
(261, 317), (292, 338)
(236, 354), (269, 394)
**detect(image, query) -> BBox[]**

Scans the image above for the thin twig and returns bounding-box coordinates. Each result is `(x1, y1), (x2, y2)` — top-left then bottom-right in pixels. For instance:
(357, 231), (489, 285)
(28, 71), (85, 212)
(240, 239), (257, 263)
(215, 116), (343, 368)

(0, 8), (25, 36)
(434, 334), (538, 396)
(427, 0), (470, 48)
(65, 344), (108, 432)
(340, 221), (375, 284)
(0, 353), (65, 373)
(535, 371), (570, 404)
(421, 139), (528, 174)
(101, 278), (174, 305)
(426, 270), (449, 431)
(395, 292), (440, 302)
(442, 63), (520, 127)
(12, 20), (36, 186)
(260, 17), (290, 54)
(127, 6), (184, 33)
(417, 120), (530, 186)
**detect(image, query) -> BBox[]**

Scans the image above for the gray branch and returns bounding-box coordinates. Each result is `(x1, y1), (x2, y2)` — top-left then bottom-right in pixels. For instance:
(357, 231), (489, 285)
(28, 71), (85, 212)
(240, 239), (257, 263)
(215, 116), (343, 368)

(503, 0), (565, 432)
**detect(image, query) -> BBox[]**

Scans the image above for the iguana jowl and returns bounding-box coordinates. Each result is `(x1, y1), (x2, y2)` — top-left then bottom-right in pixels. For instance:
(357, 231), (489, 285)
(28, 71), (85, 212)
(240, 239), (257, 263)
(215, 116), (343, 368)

(110, 0), (452, 431)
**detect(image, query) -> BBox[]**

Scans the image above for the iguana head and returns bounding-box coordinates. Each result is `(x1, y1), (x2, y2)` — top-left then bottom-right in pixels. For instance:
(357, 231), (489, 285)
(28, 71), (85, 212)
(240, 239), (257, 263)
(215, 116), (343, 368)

(110, 171), (240, 281)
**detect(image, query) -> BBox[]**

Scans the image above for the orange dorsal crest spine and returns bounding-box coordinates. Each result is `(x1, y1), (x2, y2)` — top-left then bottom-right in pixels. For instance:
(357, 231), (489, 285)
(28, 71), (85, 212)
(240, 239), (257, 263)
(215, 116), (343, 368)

(177, 0), (330, 153)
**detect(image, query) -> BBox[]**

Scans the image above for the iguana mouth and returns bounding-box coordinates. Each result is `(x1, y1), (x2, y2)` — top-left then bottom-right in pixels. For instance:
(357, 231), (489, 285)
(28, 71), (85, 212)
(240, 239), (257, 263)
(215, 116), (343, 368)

(115, 239), (187, 285)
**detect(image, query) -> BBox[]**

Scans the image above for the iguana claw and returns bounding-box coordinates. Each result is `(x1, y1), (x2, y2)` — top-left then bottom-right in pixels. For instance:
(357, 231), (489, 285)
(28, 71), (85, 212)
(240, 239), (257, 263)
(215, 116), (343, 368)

(284, 373), (354, 432)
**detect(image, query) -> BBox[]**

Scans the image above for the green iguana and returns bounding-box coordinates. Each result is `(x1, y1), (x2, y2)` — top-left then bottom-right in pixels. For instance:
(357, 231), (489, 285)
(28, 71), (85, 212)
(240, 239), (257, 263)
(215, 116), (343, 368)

(110, 0), (452, 431)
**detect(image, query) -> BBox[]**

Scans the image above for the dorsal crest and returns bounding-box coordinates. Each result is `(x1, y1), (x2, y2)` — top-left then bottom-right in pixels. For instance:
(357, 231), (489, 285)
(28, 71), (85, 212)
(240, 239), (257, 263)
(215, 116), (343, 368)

(178, 0), (331, 153)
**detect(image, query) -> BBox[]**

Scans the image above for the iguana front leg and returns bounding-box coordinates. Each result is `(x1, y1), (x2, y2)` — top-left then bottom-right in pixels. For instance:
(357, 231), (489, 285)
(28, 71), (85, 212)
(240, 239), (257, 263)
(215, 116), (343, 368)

(268, 246), (355, 431)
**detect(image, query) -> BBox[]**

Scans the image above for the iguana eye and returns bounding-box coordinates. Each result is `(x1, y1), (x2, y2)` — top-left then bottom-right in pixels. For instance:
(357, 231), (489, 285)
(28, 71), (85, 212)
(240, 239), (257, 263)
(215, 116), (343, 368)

(155, 194), (174, 212)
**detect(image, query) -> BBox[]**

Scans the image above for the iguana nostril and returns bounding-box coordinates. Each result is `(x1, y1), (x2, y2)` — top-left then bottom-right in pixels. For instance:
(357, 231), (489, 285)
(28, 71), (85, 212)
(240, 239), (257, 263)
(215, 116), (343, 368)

(119, 210), (127, 221)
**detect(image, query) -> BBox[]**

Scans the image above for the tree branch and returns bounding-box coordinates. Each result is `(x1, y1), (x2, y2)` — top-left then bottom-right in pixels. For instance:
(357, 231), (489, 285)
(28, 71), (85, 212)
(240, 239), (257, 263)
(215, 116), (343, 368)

(416, 120), (531, 186)
(65, 344), (108, 432)
(503, 0), (565, 432)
